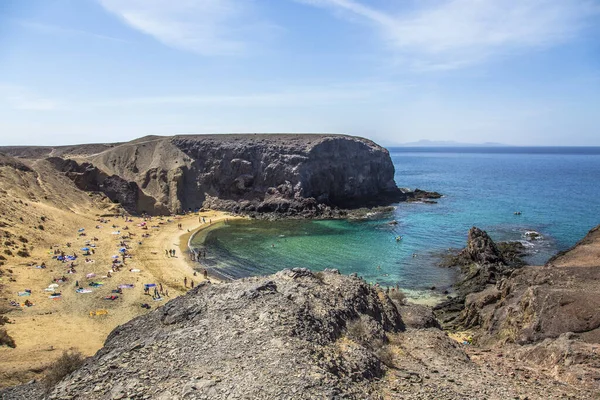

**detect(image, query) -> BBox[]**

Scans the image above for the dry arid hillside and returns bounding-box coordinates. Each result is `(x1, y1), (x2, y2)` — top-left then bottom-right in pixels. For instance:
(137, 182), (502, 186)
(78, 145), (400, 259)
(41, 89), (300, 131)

(0, 153), (222, 389)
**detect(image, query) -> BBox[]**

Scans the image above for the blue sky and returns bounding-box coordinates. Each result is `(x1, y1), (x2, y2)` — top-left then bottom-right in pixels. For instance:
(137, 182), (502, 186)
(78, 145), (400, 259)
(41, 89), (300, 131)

(1, 0), (599, 146)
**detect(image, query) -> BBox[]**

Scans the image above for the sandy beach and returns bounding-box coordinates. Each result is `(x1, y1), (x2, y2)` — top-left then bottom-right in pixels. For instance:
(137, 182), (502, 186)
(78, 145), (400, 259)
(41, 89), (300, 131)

(0, 208), (237, 387)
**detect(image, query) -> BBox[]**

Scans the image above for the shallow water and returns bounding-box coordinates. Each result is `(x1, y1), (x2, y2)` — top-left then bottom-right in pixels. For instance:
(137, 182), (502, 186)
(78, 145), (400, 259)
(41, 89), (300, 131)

(191, 147), (600, 299)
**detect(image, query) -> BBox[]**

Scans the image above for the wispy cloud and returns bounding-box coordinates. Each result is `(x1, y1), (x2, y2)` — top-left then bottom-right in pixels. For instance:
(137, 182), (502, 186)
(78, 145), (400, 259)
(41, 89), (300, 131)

(0, 85), (62, 111)
(300, 0), (599, 70)
(19, 21), (129, 43)
(97, 0), (276, 55)
(92, 81), (403, 108)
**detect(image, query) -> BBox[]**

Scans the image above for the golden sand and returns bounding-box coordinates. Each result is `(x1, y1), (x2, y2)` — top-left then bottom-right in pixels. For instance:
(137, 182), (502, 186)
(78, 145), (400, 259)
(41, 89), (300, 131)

(0, 208), (237, 387)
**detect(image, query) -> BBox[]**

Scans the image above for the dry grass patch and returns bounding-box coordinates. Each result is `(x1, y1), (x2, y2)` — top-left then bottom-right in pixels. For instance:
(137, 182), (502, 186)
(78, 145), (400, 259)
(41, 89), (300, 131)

(0, 328), (16, 348)
(43, 350), (85, 391)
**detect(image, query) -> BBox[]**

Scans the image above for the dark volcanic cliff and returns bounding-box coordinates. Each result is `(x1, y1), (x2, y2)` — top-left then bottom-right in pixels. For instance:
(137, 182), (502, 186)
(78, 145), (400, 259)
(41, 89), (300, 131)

(4, 134), (407, 216)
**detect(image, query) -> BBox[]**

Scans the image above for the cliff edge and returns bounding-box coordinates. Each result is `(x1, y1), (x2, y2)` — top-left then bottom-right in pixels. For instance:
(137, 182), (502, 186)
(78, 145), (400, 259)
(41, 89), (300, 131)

(2, 134), (411, 216)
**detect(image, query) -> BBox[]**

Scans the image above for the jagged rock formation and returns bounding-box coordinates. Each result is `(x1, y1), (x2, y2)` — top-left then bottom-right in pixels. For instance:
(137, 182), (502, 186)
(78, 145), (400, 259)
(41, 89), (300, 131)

(26, 268), (590, 400)
(435, 225), (600, 388)
(1, 134), (427, 217)
(434, 227), (526, 328)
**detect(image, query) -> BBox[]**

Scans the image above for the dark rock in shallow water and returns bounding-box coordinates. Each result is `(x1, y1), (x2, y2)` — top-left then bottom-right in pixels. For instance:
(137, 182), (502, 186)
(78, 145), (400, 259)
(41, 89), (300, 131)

(404, 188), (443, 202)
(434, 227), (526, 330)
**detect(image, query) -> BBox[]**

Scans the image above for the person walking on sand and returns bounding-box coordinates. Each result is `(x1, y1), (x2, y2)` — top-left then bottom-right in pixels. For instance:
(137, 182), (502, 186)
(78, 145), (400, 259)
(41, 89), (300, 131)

(184, 277), (187, 288)
(191, 280), (194, 288)
(159, 283), (163, 294)
(165, 249), (169, 257)
(203, 269), (208, 279)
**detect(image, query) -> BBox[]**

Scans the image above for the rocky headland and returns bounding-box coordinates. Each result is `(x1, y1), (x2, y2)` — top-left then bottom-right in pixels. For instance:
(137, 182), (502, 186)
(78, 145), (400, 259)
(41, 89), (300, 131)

(1, 134), (438, 218)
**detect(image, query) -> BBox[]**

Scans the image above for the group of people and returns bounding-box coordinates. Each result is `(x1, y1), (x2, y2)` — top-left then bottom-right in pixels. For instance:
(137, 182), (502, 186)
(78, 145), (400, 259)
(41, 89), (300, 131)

(190, 249), (207, 261)
(165, 249), (177, 257)
(143, 283), (169, 299)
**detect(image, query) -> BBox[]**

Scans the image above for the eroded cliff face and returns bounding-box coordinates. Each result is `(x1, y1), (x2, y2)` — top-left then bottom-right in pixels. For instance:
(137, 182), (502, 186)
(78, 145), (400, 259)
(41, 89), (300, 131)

(49, 134), (404, 216)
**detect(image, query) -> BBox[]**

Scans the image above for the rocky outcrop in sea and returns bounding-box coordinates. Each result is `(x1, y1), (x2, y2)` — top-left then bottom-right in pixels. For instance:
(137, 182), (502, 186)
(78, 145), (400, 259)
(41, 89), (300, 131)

(434, 225), (600, 389)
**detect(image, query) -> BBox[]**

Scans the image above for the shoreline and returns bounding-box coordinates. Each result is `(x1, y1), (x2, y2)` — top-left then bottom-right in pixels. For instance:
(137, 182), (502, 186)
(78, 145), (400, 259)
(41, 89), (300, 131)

(180, 214), (245, 282)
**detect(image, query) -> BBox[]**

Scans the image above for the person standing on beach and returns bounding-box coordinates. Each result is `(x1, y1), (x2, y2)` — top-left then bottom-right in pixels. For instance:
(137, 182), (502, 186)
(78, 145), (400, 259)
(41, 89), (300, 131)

(203, 269), (208, 279)
(184, 277), (187, 288)
(191, 280), (194, 288)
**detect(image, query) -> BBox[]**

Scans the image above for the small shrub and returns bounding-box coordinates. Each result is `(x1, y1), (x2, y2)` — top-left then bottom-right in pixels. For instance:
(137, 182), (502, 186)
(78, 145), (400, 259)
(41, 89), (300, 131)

(0, 315), (9, 325)
(16, 249), (30, 257)
(40, 216), (47, 222)
(0, 255), (5, 260)
(374, 344), (395, 368)
(314, 271), (325, 282)
(346, 318), (370, 344)
(38, 225), (44, 230)
(17, 236), (28, 243)
(0, 328), (16, 348)
(43, 351), (85, 391)
(4, 240), (13, 246)
(388, 289), (407, 306)
(4, 249), (12, 256)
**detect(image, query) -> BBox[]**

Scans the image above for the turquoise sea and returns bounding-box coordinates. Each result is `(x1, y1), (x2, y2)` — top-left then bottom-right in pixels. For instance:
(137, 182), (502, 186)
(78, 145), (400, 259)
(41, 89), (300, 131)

(191, 147), (600, 299)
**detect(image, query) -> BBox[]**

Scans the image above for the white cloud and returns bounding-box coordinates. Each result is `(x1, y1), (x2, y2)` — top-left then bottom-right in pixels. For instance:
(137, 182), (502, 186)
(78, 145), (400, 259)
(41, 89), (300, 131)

(91, 81), (403, 108)
(0, 85), (62, 111)
(97, 0), (275, 55)
(300, 0), (599, 70)
(19, 21), (129, 43)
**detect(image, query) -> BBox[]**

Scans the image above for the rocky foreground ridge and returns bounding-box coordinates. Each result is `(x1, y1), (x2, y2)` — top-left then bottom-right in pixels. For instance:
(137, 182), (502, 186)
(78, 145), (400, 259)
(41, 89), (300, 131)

(5, 259), (598, 399)
(1, 135), (436, 217)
